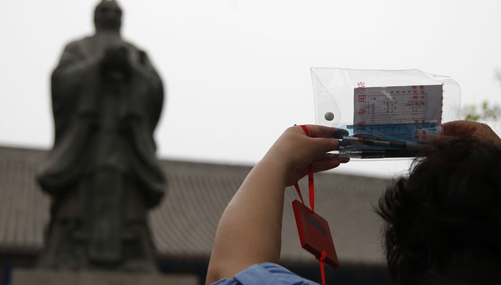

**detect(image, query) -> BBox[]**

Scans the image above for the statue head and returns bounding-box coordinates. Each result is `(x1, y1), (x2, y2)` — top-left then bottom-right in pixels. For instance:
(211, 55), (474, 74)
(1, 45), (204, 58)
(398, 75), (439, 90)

(94, 0), (122, 33)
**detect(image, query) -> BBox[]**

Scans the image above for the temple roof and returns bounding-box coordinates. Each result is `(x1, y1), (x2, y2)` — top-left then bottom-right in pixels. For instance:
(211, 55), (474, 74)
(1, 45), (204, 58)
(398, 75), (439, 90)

(0, 146), (391, 268)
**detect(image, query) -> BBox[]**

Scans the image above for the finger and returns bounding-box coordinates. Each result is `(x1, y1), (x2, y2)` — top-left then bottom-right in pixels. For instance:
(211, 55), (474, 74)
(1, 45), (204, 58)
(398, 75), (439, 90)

(300, 125), (337, 138)
(290, 157), (347, 183)
(314, 152), (348, 162)
(310, 137), (339, 155)
(311, 159), (341, 173)
(292, 126), (339, 153)
(338, 156), (350, 163)
(315, 153), (336, 161)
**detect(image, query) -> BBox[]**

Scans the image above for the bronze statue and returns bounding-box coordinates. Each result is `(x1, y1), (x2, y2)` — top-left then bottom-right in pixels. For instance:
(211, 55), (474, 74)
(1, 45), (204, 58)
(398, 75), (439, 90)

(37, 0), (166, 272)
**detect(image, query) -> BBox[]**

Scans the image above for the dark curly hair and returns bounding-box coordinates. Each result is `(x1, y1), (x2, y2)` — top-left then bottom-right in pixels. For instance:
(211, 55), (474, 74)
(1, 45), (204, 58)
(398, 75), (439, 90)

(377, 139), (501, 285)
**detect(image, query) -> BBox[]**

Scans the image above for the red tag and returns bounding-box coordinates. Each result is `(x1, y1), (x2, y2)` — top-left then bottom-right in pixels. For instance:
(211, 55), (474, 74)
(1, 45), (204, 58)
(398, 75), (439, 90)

(292, 200), (339, 269)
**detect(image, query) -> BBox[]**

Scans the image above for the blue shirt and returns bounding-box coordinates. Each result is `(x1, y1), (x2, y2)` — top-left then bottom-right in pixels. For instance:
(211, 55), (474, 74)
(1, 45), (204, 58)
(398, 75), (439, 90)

(212, 263), (320, 285)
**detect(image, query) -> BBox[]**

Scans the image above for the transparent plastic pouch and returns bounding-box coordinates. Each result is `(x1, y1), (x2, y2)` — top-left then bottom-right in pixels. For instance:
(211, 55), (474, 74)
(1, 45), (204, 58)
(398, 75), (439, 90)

(311, 68), (461, 159)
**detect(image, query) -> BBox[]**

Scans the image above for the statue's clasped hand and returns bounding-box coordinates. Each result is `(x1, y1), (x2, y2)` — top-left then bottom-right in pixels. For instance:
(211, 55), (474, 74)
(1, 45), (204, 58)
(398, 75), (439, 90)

(102, 46), (130, 73)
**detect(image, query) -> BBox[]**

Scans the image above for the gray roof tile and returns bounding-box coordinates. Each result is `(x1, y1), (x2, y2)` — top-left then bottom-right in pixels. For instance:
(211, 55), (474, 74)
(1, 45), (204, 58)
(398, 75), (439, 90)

(0, 146), (391, 267)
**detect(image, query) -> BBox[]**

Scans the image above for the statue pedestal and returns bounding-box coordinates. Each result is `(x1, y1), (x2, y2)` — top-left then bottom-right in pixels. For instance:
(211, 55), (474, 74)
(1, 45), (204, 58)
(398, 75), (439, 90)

(11, 269), (199, 285)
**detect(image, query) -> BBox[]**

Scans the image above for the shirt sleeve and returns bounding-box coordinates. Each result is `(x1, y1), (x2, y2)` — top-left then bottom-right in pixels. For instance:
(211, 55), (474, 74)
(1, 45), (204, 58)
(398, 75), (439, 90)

(211, 263), (320, 285)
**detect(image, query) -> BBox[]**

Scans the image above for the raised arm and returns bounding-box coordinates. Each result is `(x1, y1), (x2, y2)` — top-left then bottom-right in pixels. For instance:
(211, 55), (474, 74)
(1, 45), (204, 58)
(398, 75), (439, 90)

(206, 125), (347, 284)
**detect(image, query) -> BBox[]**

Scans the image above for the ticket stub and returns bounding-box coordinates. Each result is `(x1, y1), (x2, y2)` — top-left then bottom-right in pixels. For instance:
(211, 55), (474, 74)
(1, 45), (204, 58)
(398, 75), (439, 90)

(353, 85), (443, 126)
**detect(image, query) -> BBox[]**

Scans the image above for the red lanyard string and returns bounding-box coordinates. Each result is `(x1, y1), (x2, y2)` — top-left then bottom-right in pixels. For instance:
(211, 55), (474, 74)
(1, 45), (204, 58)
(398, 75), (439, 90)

(319, 250), (327, 285)
(294, 125), (325, 285)
(293, 184), (305, 205)
(294, 125), (315, 212)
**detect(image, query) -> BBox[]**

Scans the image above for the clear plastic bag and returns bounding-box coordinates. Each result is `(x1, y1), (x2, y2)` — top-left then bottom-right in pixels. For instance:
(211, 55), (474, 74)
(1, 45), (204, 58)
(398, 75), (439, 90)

(311, 68), (461, 158)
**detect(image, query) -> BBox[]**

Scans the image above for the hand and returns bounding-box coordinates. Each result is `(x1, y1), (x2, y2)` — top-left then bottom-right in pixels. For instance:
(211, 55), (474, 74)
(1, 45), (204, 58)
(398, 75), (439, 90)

(440, 120), (501, 145)
(206, 125), (347, 283)
(263, 125), (347, 186)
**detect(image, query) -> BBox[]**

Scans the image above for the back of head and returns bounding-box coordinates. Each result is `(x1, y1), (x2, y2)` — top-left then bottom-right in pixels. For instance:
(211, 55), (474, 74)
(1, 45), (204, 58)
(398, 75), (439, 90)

(377, 139), (501, 285)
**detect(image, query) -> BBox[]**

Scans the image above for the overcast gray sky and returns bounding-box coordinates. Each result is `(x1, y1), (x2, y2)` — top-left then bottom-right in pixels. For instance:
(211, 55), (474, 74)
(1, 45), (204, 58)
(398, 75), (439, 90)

(1, 0), (501, 178)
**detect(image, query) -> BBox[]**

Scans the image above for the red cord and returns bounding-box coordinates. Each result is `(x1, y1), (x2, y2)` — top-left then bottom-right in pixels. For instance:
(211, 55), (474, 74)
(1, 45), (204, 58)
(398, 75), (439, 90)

(308, 164), (314, 212)
(299, 125), (311, 136)
(295, 125), (326, 284)
(294, 184), (305, 205)
(295, 125), (315, 212)
(319, 251), (327, 285)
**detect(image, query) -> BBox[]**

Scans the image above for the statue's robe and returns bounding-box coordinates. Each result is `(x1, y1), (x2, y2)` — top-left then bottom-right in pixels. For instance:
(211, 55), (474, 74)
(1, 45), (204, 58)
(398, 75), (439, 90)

(37, 33), (166, 271)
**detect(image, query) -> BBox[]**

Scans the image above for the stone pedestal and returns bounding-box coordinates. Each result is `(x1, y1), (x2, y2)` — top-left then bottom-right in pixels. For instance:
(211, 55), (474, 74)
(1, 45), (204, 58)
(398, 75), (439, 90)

(11, 269), (199, 285)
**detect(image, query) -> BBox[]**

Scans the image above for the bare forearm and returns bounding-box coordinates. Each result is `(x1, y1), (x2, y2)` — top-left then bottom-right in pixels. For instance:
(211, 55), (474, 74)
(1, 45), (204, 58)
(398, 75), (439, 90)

(206, 125), (342, 284)
(206, 157), (288, 283)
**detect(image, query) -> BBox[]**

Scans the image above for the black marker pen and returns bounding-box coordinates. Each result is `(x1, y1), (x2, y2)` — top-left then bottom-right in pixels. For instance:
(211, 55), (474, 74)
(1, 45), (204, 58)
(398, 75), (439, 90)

(341, 137), (427, 151)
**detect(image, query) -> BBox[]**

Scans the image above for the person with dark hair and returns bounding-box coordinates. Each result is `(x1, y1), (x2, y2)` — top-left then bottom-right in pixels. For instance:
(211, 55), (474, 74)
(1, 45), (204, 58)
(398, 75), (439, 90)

(206, 121), (501, 284)
(377, 121), (501, 285)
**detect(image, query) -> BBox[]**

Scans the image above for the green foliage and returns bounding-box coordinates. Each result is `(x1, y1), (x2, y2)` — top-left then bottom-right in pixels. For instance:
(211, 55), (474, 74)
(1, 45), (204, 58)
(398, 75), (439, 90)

(463, 101), (501, 122)
(463, 68), (501, 122)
